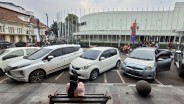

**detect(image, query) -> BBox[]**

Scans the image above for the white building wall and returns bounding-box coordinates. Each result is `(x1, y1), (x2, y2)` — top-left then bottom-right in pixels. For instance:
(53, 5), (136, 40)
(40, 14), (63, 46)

(79, 2), (184, 37)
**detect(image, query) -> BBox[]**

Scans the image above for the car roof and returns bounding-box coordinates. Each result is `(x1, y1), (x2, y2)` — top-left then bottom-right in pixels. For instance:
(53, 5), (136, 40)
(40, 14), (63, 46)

(90, 47), (117, 51)
(134, 47), (156, 51)
(43, 44), (81, 50)
(5, 47), (40, 51)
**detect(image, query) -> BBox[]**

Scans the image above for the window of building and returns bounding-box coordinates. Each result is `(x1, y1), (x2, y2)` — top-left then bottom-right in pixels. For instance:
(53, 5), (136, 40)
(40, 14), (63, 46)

(17, 28), (23, 33)
(0, 26), (5, 32)
(8, 27), (14, 33)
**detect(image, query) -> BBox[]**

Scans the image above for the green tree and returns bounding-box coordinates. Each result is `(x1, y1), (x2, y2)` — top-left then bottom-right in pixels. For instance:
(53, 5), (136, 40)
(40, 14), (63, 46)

(65, 14), (79, 25)
(50, 21), (58, 37)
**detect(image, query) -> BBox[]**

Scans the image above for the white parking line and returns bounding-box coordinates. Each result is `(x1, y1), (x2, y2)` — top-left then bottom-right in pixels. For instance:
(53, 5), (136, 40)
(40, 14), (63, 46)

(117, 70), (125, 84)
(157, 85), (173, 87)
(55, 72), (64, 80)
(155, 79), (164, 85)
(0, 78), (9, 83)
(104, 73), (107, 83)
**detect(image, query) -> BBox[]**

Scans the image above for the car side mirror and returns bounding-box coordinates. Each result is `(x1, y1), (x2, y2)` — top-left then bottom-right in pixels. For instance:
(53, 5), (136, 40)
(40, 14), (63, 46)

(48, 56), (54, 61)
(100, 57), (105, 61)
(158, 58), (164, 61)
(176, 50), (182, 54)
(23, 56), (28, 59)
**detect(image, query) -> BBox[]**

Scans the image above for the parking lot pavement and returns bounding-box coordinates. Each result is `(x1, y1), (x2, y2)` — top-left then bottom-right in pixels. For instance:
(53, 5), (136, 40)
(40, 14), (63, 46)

(0, 83), (184, 104)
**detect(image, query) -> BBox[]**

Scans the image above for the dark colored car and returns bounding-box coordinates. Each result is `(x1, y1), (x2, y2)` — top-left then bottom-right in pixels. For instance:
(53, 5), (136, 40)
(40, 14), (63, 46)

(174, 44), (184, 77)
(15, 42), (26, 47)
(0, 41), (14, 49)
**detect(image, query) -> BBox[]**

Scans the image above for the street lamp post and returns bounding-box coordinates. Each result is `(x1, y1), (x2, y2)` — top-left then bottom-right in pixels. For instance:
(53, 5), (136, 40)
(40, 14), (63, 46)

(46, 13), (48, 27)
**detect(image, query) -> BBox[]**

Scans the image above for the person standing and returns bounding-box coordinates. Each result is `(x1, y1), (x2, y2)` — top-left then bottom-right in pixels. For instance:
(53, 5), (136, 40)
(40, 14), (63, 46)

(168, 42), (173, 50)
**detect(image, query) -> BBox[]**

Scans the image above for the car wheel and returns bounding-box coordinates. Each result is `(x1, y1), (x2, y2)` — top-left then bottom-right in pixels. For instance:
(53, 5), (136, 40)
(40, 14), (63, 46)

(149, 71), (156, 82)
(90, 69), (99, 81)
(0, 69), (4, 76)
(178, 65), (184, 77)
(115, 60), (121, 68)
(29, 70), (46, 83)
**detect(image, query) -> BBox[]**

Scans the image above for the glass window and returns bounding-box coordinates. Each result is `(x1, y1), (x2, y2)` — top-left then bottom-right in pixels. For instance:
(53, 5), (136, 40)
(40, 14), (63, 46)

(0, 50), (9, 56)
(101, 50), (110, 58)
(74, 47), (80, 52)
(28, 48), (52, 60)
(26, 48), (39, 56)
(7, 49), (24, 57)
(129, 49), (154, 60)
(49, 48), (62, 57)
(62, 47), (75, 55)
(80, 49), (101, 60)
(110, 49), (117, 56)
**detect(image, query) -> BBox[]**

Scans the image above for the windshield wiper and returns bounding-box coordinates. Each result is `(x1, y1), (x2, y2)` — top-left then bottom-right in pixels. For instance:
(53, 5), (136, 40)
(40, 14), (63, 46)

(129, 56), (140, 59)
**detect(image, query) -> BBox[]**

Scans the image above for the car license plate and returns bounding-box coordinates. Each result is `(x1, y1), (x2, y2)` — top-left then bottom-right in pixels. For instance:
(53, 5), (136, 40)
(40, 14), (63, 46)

(128, 70), (139, 75)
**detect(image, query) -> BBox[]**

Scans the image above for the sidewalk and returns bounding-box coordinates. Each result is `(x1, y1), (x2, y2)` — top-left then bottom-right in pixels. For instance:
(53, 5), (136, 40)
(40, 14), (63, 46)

(0, 83), (184, 104)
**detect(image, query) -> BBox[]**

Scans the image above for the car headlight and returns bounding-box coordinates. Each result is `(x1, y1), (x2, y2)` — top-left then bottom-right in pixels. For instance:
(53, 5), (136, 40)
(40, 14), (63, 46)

(145, 64), (154, 71)
(19, 70), (24, 76)
(81, 64), (91, 70)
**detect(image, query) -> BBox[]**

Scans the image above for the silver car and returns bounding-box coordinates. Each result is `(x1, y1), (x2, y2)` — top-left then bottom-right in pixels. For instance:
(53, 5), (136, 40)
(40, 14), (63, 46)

(121, 47), (172, 80)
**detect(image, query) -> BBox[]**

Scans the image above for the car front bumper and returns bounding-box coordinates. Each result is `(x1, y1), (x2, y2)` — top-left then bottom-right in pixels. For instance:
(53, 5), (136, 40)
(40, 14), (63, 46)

(69, 65), (91, 80)
(122, 64), (156, 79)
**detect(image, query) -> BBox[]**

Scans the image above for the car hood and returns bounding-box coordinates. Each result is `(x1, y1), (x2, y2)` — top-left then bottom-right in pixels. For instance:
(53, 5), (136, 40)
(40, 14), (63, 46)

(8, 59), (35, 67)
(71, 57), (95, 67)
(125, 57), (154, 67)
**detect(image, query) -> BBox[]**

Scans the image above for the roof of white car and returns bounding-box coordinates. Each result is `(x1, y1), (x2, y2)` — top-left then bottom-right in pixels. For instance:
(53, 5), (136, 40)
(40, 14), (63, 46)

(44, 44), (81, 49)
(91, 47), (117, 51)
(5, 47), (40, 51)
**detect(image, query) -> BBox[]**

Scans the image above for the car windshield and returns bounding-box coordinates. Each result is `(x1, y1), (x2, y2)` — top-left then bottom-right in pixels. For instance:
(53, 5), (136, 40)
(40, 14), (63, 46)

(129, 49), (154, 60)
(0, 50), (9, 56)
(27, 48), (52, 60)
(80, 49), (101, 60)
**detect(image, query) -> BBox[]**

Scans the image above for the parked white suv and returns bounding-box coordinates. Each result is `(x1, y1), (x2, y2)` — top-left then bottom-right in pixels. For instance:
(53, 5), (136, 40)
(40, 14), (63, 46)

(0, 47), (40, 75)
(5, 44), (83, 83)
(70, 47), (121, 80)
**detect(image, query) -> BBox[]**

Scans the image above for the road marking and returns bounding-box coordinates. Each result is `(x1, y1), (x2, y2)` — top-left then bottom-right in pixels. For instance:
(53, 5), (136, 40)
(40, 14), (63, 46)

(55, 72), (64, 80)
(0, 77), (9, 83)
(128, 84), (136, 86)
(157, 85), (173, 87)
(117, 70), (125, 84)
(104, 73), (107, 83)
(155, 79), (163, 85)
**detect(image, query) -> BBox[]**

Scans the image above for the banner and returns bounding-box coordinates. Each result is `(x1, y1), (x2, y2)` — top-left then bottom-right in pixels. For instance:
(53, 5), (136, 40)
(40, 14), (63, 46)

(130, 20), (137, 42)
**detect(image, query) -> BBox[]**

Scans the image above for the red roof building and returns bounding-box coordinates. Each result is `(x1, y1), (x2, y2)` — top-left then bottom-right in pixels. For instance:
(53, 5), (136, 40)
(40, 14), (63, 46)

(0, 2), (48, 43)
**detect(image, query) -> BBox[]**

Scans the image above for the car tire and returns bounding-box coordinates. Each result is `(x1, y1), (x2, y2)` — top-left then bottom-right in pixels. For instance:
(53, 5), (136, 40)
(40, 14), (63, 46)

(149, 71), (156, 82)
(115, 60), (121, 68)
(90, 69), (99, 81)
(0, 69), (4, 76)
(178, 65), (184, 77)
(29, 70), (46, 83)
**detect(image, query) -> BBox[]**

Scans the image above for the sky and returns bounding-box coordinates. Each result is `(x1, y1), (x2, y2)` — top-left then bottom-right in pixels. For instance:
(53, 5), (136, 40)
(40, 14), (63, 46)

(1, 0), (184, 27)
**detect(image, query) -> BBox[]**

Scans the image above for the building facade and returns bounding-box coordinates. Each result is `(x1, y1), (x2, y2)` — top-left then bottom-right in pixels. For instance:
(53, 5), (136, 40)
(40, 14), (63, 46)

(73, 2), (184, 46)
(0, 2), (47, 43)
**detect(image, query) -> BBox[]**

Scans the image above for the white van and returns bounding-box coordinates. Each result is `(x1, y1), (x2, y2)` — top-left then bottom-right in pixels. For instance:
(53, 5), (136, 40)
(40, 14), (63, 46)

(0, 47), (40, 75)
(5, 44), (83, 83)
